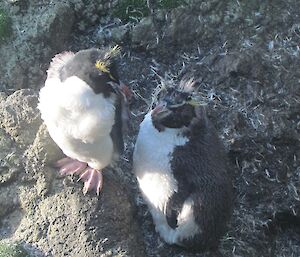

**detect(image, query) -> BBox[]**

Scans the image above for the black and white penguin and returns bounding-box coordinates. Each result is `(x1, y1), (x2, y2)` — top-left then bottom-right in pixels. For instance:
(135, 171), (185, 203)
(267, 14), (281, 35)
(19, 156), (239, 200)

(38, 46), (129, 195)
(133, 80), (233, 252)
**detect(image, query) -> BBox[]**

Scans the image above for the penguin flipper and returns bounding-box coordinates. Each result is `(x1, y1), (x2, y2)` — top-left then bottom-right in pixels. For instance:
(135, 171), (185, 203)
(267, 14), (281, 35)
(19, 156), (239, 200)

(110, 97), (124, 158)
(165, 188), (191, 229)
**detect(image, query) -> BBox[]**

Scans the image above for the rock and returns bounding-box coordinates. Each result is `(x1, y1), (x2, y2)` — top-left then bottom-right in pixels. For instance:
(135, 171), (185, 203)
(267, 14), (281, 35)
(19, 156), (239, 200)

(0, 89), (41, 146)
(110, 24), (129, 43)
(130, 17), (157, 48)
(0, 184), (19, 219)
(0, 0), (125, 93)
(165, 7), (202, 44)
(129, 2), (226, 49)
(93, 22), (129, 45)
(70, 0), (119, 30)
(36, 2), (74, 50)
(0, 120), (23, 220)
(13, 175), (145, 257)
(0, 7), (12, 43)
(0, 89), (146, 257)
(0, 2), (74, 92)
(214, 51), (266, 82)
(22, 123), (61, 189)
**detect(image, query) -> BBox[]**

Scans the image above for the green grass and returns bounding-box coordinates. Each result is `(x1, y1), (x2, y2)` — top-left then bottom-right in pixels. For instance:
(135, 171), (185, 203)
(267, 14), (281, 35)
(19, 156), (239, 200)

(0, 8), (12, 43)
(0, 242), (30, 257)
(114, 0), (186, 22)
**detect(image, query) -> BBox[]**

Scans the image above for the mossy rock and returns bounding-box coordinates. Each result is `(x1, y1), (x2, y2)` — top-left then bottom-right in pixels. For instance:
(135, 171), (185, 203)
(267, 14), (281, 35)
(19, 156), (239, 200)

(114, 0), (186, 22)
(113, 0), (149, 22)
(159, 0), (186, 9)
(0, 8), (12, 42)
(0, 242), (30, 257)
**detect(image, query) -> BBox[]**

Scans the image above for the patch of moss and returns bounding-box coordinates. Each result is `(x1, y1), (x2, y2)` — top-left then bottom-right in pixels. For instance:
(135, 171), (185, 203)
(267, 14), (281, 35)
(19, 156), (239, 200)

(0, 242), (30, 257)
(159, 0), (186, 9)
(113, 0), (149, 22)
(114, 0), (186, 22)
(0, 8), (12, 43)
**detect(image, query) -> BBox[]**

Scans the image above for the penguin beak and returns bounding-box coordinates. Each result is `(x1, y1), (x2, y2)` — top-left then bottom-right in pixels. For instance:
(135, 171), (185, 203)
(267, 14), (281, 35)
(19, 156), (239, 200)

(119, 81), (132, 102)
(107, 81), (132, 102)
(152, 101), (172, 119)
(107, 81), (120, 93)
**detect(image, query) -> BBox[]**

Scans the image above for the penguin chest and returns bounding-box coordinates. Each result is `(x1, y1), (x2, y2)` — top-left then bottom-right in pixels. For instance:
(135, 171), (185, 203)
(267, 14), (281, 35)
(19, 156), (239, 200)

(38, 76), (116, 169)
(133, 113), (189, 211)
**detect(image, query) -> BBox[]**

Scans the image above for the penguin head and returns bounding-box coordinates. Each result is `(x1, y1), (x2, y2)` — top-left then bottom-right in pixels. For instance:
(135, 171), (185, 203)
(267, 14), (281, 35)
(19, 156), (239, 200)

(151, 79), (200, 130)
(59, 46), (122, 97)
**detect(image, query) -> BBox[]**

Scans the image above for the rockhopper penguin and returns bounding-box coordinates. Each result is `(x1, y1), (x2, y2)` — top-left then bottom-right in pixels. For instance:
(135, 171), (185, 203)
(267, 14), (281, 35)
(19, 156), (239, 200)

(38, 46), (129, 195)
(133, 80), (233, 252)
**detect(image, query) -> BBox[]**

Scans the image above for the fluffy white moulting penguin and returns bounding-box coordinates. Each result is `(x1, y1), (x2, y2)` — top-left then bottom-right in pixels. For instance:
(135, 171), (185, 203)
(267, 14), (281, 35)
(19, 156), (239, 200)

(133, 79), (233, 253)
(38, 46), (130, 195)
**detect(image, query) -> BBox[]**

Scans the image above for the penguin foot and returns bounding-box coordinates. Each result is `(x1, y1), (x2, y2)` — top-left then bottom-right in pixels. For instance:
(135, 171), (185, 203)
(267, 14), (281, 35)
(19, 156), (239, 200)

(79, 168), (103, 195)
(55, 157), (87, 176)
(54, 157), (72, 167)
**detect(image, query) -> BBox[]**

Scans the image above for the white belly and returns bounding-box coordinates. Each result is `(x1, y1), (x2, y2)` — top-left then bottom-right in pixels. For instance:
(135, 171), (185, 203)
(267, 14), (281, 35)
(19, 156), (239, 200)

(133, 113), (203, 245)
(38, 76), (116, 170)
(133, 112), (189, 238)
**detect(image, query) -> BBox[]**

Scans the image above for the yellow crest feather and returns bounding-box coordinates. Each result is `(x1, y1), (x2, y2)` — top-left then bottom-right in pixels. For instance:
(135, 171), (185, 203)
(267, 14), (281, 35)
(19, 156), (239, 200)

(95, 60), (110, 73)
(105, 45), (121, 60)
(95, 45), (121, 75)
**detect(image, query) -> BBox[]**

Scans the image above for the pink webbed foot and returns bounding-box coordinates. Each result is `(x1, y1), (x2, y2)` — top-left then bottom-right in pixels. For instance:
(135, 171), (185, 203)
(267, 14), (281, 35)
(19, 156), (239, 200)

(54, 157), (87, 176)
(78, 168), (103, 195)
(54, 157), (72, 167)
(54, 158), (103, 195)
